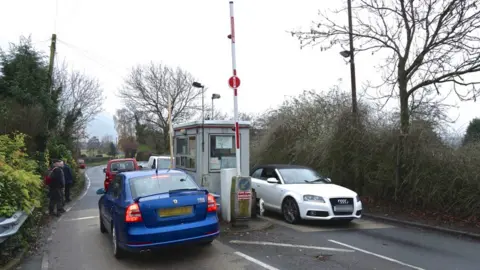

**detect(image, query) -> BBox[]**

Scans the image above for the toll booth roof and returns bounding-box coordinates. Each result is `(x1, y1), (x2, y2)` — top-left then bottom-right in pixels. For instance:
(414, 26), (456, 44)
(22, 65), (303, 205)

(174, 120), (252, 130)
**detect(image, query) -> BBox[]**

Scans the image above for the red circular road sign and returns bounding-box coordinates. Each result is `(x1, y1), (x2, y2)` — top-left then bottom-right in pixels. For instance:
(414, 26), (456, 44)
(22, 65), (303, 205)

(228, 76), (241, 89)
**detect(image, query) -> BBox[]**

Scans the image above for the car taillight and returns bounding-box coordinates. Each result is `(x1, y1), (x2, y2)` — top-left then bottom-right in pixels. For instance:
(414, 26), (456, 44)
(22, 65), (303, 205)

(207, 194), (217, 212)
(125, 203), (143, 223)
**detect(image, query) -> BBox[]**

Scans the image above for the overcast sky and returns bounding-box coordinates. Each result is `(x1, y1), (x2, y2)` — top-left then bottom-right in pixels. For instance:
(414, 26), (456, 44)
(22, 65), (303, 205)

(1, 0), (479, 138)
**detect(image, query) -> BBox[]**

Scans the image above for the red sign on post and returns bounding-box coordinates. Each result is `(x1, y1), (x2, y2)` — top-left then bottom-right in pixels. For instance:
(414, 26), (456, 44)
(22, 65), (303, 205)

(237, 191), (251, 200)
(228, 76), (241, 89)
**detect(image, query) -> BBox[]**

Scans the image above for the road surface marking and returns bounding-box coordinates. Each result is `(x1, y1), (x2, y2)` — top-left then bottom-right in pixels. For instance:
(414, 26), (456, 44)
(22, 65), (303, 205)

(234, 251), (280, 270)
(41, 252), (48, 270)
(260, 216), (393, 233)
(328, 240), (425, 270)
(230, 240), (354, 252)
(62, 215), (98, 222)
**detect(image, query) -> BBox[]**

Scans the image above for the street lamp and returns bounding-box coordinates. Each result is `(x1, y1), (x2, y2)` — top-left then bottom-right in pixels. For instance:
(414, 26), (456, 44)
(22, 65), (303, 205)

(192, 81), (205, 154)
(339, 50), (351, 58)
(211, 93), (221, 119)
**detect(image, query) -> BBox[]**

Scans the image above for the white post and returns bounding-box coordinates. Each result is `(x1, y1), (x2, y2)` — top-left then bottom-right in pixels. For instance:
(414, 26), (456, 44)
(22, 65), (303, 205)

(168, 93), (174, 168)
(229, 1), (241, 176)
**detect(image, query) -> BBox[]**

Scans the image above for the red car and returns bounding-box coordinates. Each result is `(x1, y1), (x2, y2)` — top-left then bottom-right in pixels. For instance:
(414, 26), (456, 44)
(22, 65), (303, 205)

(78, 159), (86, 169)
(103, 158), (140, 191)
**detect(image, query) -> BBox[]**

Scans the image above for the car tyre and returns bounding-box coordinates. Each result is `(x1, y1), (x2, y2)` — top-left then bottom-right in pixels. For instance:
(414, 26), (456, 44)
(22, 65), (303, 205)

(282, 197), (301, 224)
(99, 213), (107, 234)
(112, 223), (126, 259)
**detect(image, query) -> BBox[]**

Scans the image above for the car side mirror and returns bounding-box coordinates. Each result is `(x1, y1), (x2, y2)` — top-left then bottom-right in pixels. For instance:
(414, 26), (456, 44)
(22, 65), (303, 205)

(267, 178), (279, 184)
(103, 168), (106, 173)
(96, 188), (105, 195)
(326, 178), (332, 182)
(138, 165), (143, 169)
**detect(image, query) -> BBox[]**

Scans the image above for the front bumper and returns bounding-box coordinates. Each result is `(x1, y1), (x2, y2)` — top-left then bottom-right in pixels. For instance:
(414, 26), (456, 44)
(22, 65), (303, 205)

(298, 200), (362, 220)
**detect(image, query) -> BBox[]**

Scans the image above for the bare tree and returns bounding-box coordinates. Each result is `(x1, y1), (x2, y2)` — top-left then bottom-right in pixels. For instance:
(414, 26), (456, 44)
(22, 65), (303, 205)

(55, 61), (104, 138)
(293, 0), (480, 197)
(118, 62), (203, 148)
(293, 0), (480, 134)
(113, 108), (136, 139)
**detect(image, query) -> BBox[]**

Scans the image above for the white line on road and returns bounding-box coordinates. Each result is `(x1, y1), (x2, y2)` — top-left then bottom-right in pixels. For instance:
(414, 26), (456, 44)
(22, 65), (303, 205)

(79, 171), (91, 201)
(328, 240), (426, 270)
(234, 251), (280, 270)
(230, 240), (354, 252)
(62, 215), (98, 222)
(41, 251), (48, 270)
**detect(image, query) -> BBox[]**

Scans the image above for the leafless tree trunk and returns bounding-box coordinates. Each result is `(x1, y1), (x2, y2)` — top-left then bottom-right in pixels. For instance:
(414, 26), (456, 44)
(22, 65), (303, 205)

(293, 0), (480, 198)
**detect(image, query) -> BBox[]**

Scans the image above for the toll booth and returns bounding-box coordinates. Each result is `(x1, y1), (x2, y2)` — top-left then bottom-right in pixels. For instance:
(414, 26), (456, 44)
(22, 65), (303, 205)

(173, 120), (251, 194)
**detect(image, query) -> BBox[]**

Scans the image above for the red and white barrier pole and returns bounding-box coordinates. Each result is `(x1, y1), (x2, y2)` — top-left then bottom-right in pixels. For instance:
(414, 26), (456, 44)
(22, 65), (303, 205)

(229, 1), (241, 176)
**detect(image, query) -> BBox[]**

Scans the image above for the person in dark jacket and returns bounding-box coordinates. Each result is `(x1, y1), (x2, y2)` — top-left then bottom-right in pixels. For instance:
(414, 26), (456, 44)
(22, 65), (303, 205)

(63, 163), (74, 203)
(49, 159), (66, 216)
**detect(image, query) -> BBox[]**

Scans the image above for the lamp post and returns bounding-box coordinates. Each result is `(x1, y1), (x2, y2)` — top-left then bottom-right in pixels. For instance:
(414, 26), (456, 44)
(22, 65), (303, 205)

(211, 93), (221, 119)
(192, 81), (205, 153)
(340, 0), (358, 116)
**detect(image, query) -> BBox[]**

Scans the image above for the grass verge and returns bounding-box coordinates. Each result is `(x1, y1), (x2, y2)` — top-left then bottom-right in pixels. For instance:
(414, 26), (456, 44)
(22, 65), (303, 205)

(71, 170), (86, 199)
(85, 160), (108, 167)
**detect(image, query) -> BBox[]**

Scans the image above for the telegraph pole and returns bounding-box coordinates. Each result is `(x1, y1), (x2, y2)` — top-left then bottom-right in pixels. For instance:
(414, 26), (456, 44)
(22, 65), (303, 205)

(44, 33), (57, 150)
(347, 0), (358, 115)
(47, 34), (57, 94)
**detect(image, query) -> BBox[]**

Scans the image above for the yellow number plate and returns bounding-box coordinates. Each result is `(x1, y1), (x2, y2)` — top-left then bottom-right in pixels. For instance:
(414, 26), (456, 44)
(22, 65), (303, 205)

(158, 206), (193, 217)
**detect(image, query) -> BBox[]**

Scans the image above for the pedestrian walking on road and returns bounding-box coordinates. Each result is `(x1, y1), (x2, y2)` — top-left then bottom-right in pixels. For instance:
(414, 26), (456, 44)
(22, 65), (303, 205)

(48, 159), (66, 217)
(63, 162), (74, 203)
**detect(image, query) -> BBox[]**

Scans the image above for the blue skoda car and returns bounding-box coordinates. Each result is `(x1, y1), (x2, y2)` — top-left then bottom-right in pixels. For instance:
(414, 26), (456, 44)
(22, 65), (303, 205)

(96, 169), (220, 259)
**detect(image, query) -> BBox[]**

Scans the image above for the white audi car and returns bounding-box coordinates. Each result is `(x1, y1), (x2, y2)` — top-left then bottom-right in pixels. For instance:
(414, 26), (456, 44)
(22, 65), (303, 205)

(250, 164), (362, 224)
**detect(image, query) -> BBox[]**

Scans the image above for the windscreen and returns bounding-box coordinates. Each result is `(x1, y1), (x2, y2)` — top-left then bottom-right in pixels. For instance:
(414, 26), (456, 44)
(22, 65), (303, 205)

(110, 161), (135, 172)
(129, 173), (198, 198)
(156, 158), (172, 169)
(278, 168), (327, 184)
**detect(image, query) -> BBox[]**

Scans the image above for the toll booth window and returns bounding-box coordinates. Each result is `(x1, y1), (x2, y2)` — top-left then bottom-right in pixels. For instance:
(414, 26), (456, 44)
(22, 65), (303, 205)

(175, 136), (196, 171)
(209, 135), (239, 171)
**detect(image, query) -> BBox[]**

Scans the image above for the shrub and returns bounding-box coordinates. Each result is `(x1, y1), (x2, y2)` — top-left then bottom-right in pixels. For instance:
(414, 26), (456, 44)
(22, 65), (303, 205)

(47, 140), (79, 182)
(0, 133), (42, 217)
(251, 88), (480, 219)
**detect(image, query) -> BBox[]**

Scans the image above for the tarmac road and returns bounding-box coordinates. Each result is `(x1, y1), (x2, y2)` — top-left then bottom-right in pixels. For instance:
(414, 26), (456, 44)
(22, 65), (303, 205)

(18, 166), (480, 270)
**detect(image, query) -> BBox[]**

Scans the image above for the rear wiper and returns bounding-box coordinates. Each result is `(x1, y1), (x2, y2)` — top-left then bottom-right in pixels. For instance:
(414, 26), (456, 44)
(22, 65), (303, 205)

(168, 188), (199, 193)
(134, 192), (167, 203)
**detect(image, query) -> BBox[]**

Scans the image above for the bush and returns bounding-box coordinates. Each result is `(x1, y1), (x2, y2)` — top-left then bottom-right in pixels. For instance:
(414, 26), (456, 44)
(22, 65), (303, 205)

(251, 88), (480, 219)
(47, 140), (79, 183)
(0, 133), (42, 217)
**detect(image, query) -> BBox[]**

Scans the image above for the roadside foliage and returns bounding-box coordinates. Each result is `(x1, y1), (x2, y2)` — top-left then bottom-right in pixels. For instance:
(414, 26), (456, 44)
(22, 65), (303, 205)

(0, 36), (99, 266)
(0, 133), (42, 217)
(250, 88), (480, 222)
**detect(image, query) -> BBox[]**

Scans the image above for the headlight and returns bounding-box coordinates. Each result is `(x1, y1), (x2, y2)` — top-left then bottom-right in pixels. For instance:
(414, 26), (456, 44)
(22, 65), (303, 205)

(303, 195), (325, 203)
(356, 195), (361, 202)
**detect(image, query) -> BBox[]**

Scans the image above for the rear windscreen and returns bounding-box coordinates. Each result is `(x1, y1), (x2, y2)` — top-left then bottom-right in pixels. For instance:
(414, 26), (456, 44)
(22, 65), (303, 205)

(156, 158), (172, 169)
(129, 173), (198, 198)
(110, 161), (135, 172)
